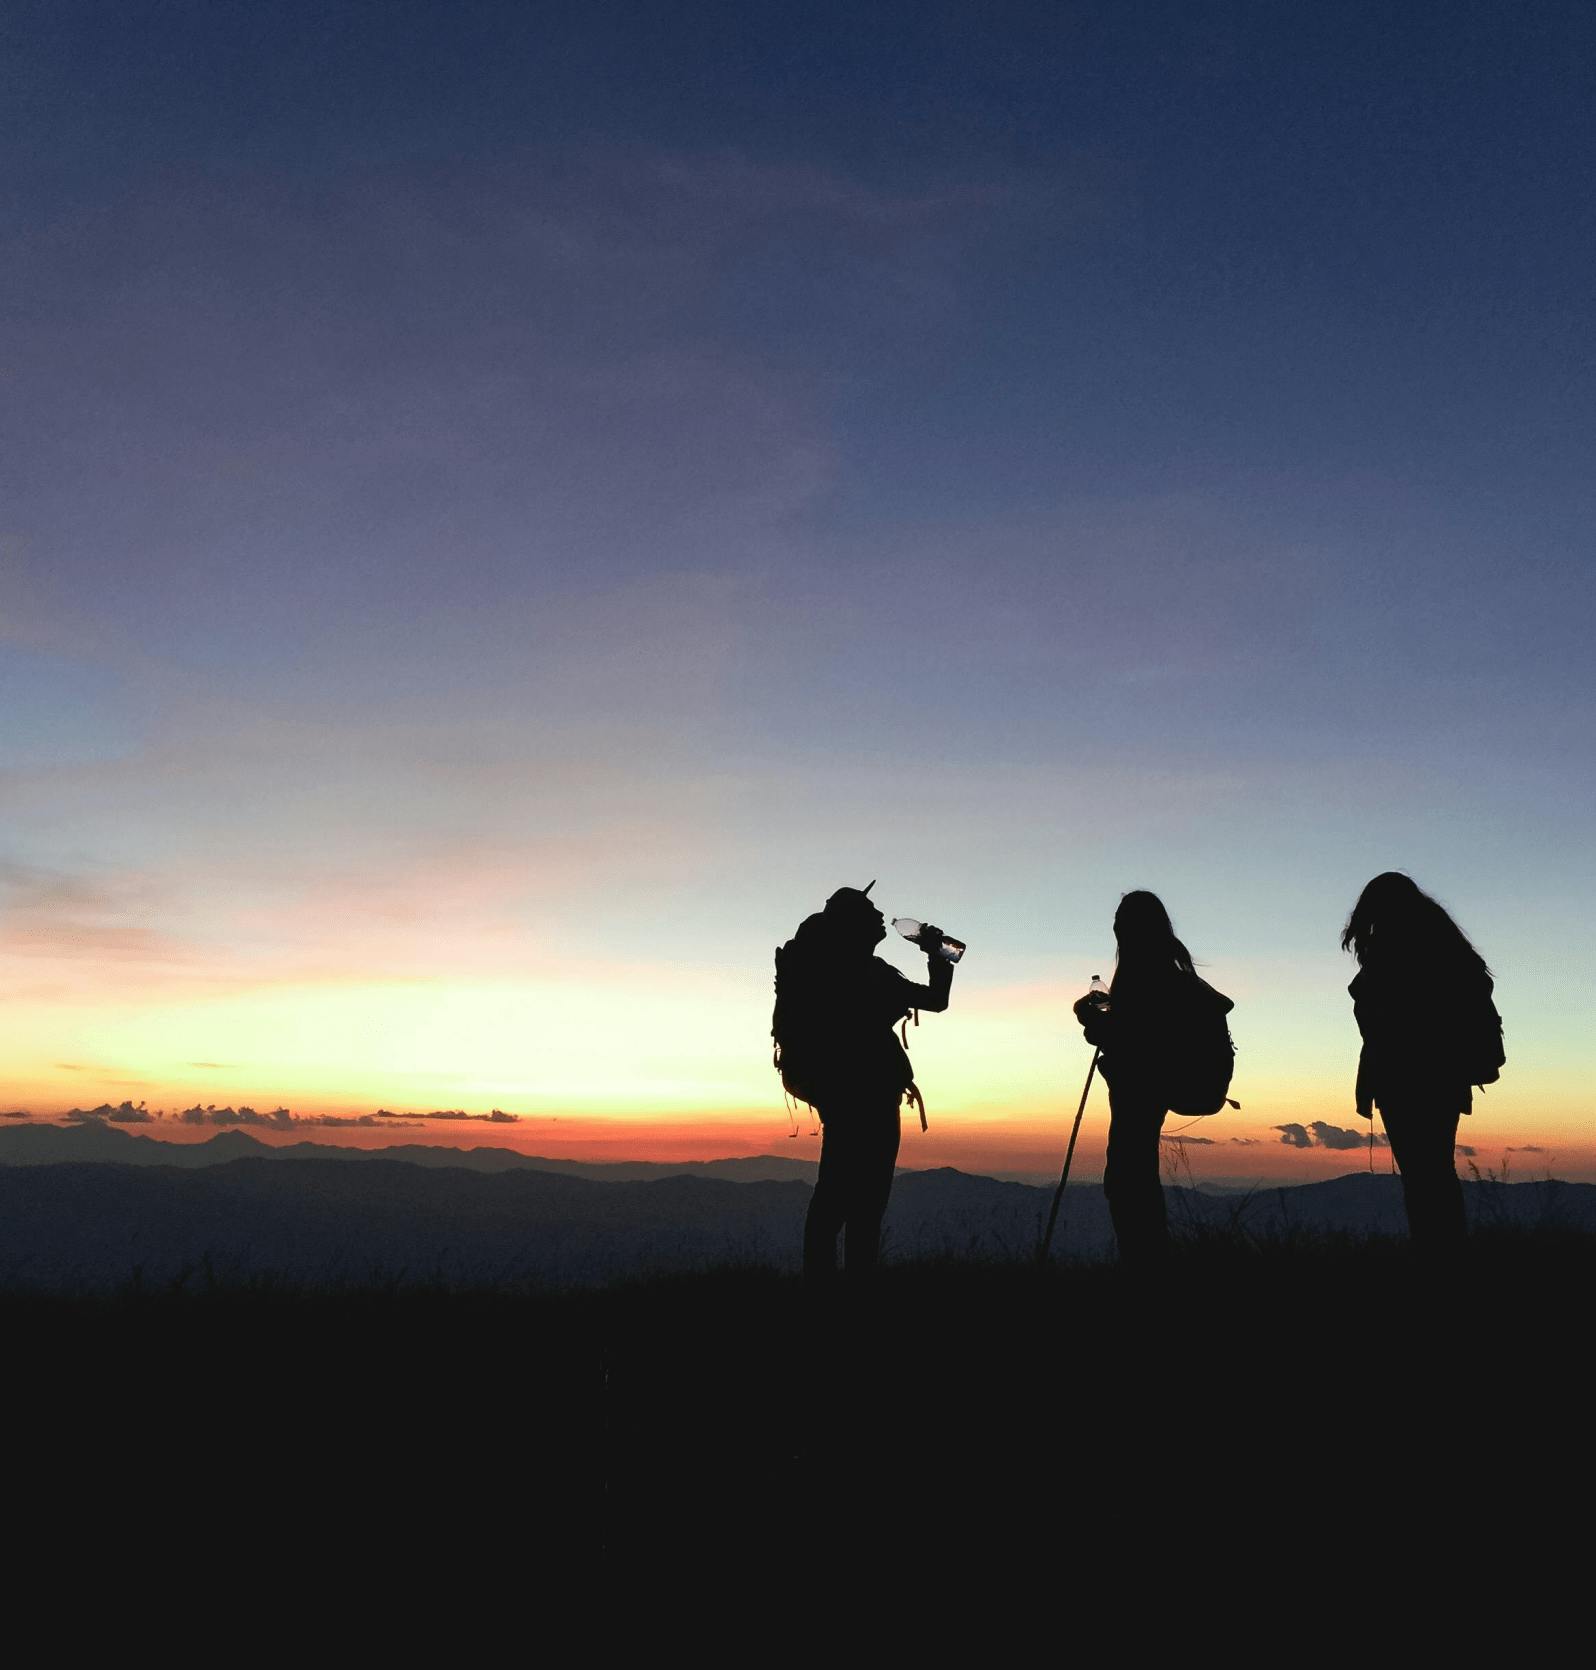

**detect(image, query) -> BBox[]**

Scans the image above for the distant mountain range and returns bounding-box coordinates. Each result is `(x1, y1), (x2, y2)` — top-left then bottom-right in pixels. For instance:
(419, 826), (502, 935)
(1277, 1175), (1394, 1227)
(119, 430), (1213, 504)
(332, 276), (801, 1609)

(1, 1121), (1591, 1291)
(0, 1120), (821, 1182)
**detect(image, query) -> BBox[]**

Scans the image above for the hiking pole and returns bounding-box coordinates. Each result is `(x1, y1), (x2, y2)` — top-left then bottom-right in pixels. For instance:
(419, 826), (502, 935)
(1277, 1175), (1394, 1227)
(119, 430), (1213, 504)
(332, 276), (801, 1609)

(1038, 1048), (1099, 1264)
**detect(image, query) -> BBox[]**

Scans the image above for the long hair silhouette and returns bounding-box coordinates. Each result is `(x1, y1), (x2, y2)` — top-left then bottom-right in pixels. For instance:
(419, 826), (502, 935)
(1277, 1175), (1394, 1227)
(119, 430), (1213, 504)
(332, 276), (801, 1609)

(1341, 871), (1491, 976)
(1111, 889), (1195, 987)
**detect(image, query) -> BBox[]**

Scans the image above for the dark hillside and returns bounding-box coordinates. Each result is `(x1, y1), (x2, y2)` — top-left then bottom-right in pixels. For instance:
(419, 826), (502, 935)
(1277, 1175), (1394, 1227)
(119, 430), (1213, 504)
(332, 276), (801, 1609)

(9, 1239), (1590, 1584)
(2, 1152), (1590, 1291)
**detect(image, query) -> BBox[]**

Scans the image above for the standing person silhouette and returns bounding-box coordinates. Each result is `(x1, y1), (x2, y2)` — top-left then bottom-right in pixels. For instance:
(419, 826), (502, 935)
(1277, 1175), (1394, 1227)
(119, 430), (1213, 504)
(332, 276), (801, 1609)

(773, 884), (955, 1282)
(1073, 891), (1225, 1266)
(1343, 872), (1503, 1246)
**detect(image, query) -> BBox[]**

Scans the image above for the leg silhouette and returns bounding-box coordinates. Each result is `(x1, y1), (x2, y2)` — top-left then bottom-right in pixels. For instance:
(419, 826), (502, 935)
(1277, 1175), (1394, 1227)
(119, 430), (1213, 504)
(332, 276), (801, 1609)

(1104, 1089), (1169, 1265)
(804, 1098), (901, 1280)
(1381, 1104), (1467, 1245)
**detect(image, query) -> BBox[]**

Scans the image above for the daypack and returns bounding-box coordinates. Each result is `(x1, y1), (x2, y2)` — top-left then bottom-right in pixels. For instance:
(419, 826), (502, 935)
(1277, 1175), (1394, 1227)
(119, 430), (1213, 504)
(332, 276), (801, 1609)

(1164, 977), (1239, 1117)
(1352, 965), (1506, 1091)
(1466, 988), (1506, 1088)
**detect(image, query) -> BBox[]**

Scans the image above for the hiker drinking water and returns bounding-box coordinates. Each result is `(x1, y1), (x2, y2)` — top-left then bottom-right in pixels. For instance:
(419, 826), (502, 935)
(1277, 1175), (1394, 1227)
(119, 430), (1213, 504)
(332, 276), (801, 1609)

(1343, 872), (1504, 1246)
(1072, 891), (1235, 1265)
(772, 883), (960, 1281)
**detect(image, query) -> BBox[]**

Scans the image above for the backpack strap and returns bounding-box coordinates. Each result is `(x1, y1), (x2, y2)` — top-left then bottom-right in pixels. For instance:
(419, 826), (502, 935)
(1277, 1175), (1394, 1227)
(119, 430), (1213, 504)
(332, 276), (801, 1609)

(899, 1009), (925, 1127)
(905, 1081), (927, 1132)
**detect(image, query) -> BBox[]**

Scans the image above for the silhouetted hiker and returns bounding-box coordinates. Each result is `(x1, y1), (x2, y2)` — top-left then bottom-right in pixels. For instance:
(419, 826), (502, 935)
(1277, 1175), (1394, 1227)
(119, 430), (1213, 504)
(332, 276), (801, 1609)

(1072, 891), (1234, 1266)
(1344, 873), (1504, 1246)
(772, 883), (955, 1281)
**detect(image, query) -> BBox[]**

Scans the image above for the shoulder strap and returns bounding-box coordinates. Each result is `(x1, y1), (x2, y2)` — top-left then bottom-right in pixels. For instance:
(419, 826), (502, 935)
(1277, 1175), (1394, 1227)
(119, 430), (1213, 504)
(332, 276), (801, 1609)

(905, 1081), (927, 1132)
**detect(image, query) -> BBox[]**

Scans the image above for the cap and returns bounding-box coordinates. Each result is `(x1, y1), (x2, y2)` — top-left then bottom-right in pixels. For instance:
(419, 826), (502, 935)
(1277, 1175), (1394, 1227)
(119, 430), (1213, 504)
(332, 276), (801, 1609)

(824, 880), (877, 915)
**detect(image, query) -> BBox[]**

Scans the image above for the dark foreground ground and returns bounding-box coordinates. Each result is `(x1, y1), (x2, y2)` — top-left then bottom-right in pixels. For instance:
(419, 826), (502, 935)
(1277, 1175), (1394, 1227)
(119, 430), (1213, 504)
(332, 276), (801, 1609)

(12, 1228), (1592, 1595)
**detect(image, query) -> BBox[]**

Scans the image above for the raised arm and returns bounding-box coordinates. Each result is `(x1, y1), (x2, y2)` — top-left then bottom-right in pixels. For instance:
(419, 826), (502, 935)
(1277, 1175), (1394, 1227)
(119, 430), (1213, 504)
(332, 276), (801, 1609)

(893, 921), (956, 1012)
(900, 951), (955, 1013)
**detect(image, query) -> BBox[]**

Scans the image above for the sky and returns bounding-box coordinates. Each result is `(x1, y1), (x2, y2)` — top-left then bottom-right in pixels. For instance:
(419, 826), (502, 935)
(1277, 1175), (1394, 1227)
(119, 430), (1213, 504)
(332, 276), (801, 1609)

(2, 1), (1593, 1182)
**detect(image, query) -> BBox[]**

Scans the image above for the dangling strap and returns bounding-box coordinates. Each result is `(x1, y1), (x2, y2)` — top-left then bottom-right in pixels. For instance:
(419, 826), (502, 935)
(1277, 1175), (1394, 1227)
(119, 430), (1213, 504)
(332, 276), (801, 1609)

(898, 1008), (920, 1049)
(905, 1081), (927, 1132)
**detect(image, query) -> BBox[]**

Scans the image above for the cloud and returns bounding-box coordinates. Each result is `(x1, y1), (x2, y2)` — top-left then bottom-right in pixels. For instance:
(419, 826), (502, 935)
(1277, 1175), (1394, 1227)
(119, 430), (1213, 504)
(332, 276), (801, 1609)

(188, 1061), (238, 1070)
(1273, 1121), (1389, 1151)
(0, 860), (198, 967)
(307, 1114), (423, 1129)
(176, 1103), (294, 1129)
(375, 1108), (521, 1124)
(174, 1104), (424, 1129)
(1310, 1121), (1372, 1152)
(1456, 1145), (1477, 1158)
(2, 1109), (30, 1120)
(1508, 1145), (1546, 1154)
(56, 1100), (435, 1131)
(1229, 1137), (1260, 1146)
(64, 1101), (156, 1123)
(1160, 1134), (1216, 1145)
(4, 156), (886, 603)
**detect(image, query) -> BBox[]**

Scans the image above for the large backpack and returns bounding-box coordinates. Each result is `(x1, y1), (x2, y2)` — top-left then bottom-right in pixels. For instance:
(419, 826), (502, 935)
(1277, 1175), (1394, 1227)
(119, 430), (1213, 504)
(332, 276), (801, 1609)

(1164, 977), (1239, 1117)
(772, 936), (827, 1108)
(771, 936), (926, 1125)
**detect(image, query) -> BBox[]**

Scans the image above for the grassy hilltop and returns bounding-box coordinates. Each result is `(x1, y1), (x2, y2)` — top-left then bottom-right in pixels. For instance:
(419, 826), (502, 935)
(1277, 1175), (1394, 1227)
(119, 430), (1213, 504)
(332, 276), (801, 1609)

(11, 1227), (1591, 1579)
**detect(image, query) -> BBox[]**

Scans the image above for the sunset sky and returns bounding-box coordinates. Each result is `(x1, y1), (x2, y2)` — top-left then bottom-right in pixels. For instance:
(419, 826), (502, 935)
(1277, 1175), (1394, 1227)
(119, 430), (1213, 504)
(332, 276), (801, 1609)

(3, 2), (1592, 1182)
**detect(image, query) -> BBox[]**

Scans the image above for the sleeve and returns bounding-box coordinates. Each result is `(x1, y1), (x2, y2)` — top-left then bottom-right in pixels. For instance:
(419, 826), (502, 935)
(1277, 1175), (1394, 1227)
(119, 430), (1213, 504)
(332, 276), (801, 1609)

(892, 954), (953, 1015)
(1355, 1043), (1374, 1119)
(1075, 1002), (1114, 1049)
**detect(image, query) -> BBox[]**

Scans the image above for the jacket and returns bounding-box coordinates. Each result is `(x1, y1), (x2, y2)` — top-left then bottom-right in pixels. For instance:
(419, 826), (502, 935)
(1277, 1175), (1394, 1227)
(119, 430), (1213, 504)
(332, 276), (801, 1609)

(1349, 957), (1500, 1117)
(773, 928), (953, 1111)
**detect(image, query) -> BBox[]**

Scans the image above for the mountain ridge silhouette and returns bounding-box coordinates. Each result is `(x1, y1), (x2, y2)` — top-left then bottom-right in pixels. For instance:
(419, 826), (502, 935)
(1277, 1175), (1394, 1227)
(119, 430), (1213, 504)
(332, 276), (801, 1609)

(0, 1120), (821, 1181)
(1, 1140), (1590, 1292)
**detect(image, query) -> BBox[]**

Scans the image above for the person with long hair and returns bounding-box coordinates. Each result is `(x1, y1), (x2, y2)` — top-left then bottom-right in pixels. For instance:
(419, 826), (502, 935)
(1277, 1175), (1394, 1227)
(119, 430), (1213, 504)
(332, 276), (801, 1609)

(1073, 891), (1229, 1265)
(1342, 872), (1503, 1245)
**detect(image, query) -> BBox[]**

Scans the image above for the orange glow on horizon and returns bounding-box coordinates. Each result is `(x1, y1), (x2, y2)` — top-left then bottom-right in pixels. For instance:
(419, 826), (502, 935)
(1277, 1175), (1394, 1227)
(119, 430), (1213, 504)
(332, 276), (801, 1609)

(11, 1095), (1592, 1184)
(4, 962), (1589, 1181)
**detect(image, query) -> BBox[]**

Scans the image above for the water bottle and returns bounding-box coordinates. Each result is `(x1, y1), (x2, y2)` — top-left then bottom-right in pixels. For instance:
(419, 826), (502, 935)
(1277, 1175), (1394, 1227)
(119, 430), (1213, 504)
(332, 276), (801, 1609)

(1085, 973), (1110, 1011)
(892, 918), (967, 963)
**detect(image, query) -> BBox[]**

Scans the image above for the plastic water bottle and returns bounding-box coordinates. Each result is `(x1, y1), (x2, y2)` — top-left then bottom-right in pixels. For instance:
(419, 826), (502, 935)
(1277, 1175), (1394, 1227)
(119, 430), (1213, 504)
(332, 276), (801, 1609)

(892, 918), (967, 963)
(1086, 973), (1110, 1010)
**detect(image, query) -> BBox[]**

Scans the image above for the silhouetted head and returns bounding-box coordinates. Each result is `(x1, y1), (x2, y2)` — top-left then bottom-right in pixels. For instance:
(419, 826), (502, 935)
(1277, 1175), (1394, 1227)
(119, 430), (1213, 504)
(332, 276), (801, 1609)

(823, 881), (887, 950)
(1341, 872), (1489, 973)
(1112, 890), (1195, 980)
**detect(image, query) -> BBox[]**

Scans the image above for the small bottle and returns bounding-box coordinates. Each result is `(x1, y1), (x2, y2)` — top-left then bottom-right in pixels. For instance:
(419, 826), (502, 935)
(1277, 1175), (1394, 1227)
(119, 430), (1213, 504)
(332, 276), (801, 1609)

(1086, 973), (1110, 1010)
(892, 918), (967, 963)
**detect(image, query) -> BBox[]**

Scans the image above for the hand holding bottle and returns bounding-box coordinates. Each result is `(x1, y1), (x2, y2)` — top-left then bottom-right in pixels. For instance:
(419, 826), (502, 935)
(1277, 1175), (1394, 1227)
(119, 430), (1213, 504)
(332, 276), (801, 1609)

(1073, 974), (1111, 1027)
(892, 918), (966, 963)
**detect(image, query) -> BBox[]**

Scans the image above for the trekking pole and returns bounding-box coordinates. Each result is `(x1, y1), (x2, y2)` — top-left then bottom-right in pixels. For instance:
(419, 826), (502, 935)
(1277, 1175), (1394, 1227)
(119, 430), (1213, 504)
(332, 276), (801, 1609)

(1037, 1048), (1099, 1264)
